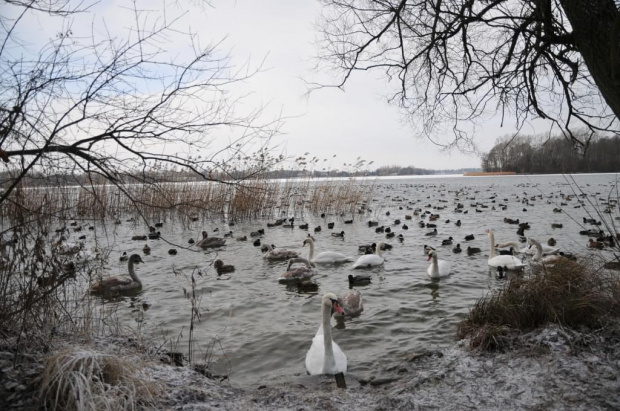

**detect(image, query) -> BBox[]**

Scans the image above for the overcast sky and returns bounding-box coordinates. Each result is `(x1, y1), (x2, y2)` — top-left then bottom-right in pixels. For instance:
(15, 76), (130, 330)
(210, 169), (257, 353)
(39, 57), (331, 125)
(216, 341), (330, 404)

(191, 0), (541, 170)
(17, 0), (554, 170)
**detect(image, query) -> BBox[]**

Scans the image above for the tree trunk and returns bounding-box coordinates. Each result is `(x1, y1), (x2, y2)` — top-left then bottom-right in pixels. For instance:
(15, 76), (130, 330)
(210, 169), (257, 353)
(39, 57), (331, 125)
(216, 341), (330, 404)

(560, 0), (620, 119)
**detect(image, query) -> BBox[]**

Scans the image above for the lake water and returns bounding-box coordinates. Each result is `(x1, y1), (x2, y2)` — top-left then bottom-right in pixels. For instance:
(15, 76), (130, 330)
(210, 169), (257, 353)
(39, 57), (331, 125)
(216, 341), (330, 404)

(95, 173), (619, 385)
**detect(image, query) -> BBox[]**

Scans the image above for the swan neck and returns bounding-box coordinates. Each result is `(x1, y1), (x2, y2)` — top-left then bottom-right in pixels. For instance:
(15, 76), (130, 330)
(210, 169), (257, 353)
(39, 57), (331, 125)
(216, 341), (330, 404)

(322, 302), (335, 372)
(375, 247), (382, 257)
(307, 240), (315, 260)
(128, 259), (142, 286)
(488, 231), (496, 259)
(533, 241), (543, 260)
(430, 255), (439, 277)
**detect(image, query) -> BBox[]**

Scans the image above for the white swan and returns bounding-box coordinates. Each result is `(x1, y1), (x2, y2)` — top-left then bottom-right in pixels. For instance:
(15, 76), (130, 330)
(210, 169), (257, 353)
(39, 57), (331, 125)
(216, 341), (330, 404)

(496, 240), (559, 256)
(486, 229), (526, 270)
(91, 254), (144, 294)
(529, 239), (565, 266)
(263, 244), (299, 261)
(334, 290), (363, 318)
(303, 236), (353, 264)
(305, 293), (348, 375)
(426, 250), (451, 278)
(351, 242), (385, 269)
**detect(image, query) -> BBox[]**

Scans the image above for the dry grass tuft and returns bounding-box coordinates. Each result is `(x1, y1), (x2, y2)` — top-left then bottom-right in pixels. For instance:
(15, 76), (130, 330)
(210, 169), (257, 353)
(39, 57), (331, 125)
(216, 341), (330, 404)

(40, 348), (163, 410)
(457, 258), (620, 350)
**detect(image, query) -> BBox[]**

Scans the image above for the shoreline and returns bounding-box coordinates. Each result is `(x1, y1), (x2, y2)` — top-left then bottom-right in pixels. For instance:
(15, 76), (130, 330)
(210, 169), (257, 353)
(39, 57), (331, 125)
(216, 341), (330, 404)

(3, 323), (619, 410)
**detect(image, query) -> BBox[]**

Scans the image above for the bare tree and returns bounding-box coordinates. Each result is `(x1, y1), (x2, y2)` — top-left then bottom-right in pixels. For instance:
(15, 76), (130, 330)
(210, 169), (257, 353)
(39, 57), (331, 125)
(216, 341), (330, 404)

(0, 0), (282, 209)
(315, 0), (620, 152)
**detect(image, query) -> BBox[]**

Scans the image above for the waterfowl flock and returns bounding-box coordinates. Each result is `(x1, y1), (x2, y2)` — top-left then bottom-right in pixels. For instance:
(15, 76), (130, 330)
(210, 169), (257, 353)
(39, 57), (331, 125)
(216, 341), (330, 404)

(68, 176), (620, 379)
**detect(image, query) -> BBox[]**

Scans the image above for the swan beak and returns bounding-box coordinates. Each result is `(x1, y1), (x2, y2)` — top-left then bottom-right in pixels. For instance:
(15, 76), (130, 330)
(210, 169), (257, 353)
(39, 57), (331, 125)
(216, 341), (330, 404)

(332, 301), (344, 315)
(427, 255), (432, 261)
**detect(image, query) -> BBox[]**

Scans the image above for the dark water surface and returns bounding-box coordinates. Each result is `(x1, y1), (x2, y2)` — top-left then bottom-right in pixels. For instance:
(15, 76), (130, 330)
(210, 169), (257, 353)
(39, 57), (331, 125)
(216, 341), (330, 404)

(99, 173), (619, 385)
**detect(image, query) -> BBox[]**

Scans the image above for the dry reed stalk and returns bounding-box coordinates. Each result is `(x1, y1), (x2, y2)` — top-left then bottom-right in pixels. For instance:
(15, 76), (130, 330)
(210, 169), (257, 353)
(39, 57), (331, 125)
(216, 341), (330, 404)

(40, 348), (163, 411)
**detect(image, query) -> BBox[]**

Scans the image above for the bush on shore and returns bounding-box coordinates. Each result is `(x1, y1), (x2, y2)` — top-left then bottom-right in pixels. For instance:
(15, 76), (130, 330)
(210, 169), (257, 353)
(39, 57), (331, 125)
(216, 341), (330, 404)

(457, 258), (620, 350)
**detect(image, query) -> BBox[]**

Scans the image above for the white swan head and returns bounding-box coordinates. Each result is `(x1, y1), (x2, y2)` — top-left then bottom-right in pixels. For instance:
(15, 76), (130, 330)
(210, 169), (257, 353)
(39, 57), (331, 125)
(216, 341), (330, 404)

(427, 250), (437, 261)
(322, 292), (344, 316)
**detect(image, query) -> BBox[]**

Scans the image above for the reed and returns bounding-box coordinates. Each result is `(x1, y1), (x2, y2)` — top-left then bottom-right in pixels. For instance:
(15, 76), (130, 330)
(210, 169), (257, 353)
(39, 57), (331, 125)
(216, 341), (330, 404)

(1, 173), (375, 226)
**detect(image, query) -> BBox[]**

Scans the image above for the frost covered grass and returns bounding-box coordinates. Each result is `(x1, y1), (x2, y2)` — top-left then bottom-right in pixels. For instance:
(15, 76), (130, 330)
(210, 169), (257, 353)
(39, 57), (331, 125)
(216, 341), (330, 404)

(40, 348), (163, 411)
(457, 258), (620, 350)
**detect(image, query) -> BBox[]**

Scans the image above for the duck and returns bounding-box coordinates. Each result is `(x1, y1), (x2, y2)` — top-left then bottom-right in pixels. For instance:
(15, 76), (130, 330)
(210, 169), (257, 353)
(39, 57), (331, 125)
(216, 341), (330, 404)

(348, 274), (371, 286)
(497, 247), (514, 256)
(426, 250), (451, 279)
(495, 241), (529, 254)
(303, 236), (353, 264)
(90, 254), (144, 294)
(263, 244), (300, 261)
(464, 234), (475, 241)
(547, 238), (557, 246)
(142, 244), (151, 255)
(168, 249), (177, 255)
(496, 266), (506, 279)
(452, 243), (462, 253)
(334, 290), (363, 318)
(485, 229), (526, 270)
(466, 246), (481, 256)
(455, 220), (461, 226)
(441, 236), (453, 246)
(253, 238), (261, 247)
(196, 231), (226, 248)
(280, 258), (314, 283)
(305, 293), (347, 375)
(331, 231), (345, 238)
(424, 228), (437, 236)
(119, 252), (129, 262)
(214, 259), (235, 275)
(588, 239), (605, 249)
(236, 235), (247, 241)
(351, 242), (385, 269)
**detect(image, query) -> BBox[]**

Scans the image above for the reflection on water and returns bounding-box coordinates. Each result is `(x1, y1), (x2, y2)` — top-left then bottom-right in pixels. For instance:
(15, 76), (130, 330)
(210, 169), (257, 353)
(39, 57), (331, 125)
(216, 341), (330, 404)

(92, 173), (618, 386)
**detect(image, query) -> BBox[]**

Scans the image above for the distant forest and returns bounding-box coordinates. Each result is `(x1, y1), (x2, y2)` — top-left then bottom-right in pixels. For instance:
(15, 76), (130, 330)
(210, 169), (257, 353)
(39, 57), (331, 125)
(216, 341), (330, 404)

(481, 133), (620, 173)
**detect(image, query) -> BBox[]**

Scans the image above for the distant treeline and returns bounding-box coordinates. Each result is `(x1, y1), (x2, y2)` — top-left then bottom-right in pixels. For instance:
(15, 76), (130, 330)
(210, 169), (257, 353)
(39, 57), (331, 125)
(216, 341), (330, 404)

(481, 133), (620, 174)
(265, 165), (480, 179)
(0, 165), (481, 188)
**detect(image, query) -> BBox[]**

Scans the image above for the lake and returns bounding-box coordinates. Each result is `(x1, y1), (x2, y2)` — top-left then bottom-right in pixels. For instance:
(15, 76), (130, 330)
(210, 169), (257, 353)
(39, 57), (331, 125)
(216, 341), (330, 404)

(95, 173), (619, 385)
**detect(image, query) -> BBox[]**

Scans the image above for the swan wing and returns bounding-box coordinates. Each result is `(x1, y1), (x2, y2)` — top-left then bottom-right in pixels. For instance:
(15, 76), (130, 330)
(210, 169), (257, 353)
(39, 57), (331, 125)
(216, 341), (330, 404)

(488, 255), (526, 269)
(437, 260), (452, 277)
(352, 255), (383, 269)
(305, 334), (325, 375)
(331, 340), (347, 374)
(314, 251), (353, 264)
(91, 276), (135, 293)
